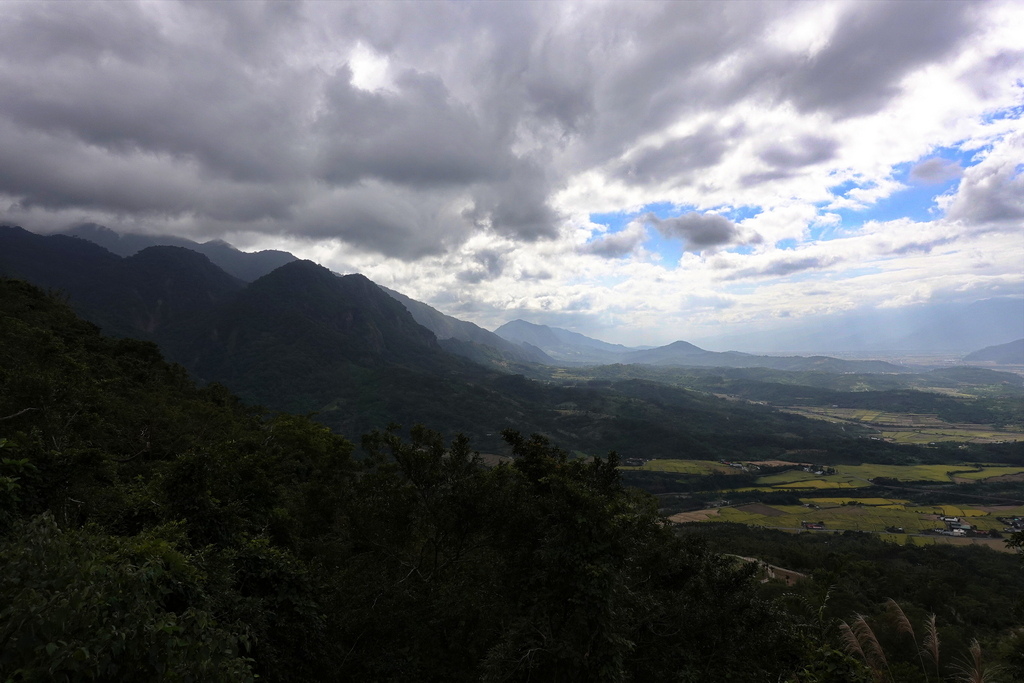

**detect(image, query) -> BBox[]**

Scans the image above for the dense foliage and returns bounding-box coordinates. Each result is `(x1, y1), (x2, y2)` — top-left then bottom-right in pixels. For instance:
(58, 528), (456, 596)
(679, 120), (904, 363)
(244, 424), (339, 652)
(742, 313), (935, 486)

(4, 279), (861, 681)
(684, 523), (1024, 681)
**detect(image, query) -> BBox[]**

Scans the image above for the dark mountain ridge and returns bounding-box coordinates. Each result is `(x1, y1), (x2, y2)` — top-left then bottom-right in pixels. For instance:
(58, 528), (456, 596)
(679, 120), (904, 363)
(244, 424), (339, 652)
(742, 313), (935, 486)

(64, 222), (297, 282)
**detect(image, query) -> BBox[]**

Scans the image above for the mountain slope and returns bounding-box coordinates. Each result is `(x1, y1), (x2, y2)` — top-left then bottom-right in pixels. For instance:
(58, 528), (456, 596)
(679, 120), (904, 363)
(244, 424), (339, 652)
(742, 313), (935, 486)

(964, 338), (1024, 364)
(495, 319), (634, 363)
(382, 287), (552, 365)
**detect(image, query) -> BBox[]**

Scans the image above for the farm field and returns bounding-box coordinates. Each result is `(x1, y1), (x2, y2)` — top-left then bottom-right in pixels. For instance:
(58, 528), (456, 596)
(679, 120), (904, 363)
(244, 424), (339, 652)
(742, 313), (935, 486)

(689, 500), (1024, 550)
(651, 459), (1024, 549)
(779, 407), (1024, 444)
(620, 459), (744, 475)
(626, 460), (1024, 491)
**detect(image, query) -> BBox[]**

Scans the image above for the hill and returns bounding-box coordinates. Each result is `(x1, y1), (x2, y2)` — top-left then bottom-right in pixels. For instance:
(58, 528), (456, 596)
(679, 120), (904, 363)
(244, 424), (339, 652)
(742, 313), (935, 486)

(964, 338), (1024, 364)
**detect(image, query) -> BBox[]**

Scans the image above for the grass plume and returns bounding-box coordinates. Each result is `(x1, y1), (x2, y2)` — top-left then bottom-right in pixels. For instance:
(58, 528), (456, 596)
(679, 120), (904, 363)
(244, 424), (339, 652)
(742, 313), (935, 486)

(921, 613), (941, 682)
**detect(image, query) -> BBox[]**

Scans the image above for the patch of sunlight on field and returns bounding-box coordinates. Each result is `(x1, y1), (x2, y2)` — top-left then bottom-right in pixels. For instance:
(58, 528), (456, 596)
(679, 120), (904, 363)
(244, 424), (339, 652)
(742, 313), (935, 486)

(910, 536), (935, 546)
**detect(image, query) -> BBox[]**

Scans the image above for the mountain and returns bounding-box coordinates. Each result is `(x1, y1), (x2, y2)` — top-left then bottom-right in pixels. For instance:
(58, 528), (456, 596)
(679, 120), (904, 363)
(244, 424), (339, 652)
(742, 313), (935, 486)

(381, 287), (553, 366)
(494, 319), (635, 363)
(64, 223), (297, 282)
(0, 225), (244, 338)
(964, 338), (1024, 364)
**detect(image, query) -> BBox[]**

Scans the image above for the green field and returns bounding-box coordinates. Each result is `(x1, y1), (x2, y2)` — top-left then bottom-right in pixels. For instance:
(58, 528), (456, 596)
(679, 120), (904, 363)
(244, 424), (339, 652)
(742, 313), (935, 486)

(754, 469), (868, 489)
(954, 466), (1024, 480)
(620, 459), (736, 475)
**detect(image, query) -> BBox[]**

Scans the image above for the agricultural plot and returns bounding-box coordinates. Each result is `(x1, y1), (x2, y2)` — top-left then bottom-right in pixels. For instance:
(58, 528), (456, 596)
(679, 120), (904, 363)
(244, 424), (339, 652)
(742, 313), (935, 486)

(803, 497), (908, 506)
(954, 466), (1024, 481)
(689, 498), (1018, 548)
(620, 459), (736, 475)
(754, 469), (868, 489)
(835, 463), (967, 482)
(775, 479), (865, 489)
(780, 407), (1024, 443)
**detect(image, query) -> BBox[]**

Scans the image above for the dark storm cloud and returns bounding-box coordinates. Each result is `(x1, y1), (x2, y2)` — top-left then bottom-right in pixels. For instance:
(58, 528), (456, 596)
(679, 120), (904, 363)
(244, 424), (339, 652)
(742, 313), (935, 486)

(644, 212), (741, 251)
(315, 68), (509, 188)
(0, 1), (562, 256)
(771, 2), (978, 118)
(909, 158), (963, 184)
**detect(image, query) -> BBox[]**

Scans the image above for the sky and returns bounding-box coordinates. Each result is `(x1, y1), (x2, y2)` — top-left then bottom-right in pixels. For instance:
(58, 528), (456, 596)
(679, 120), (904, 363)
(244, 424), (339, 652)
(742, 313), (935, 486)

(1, 0), (1022, 348)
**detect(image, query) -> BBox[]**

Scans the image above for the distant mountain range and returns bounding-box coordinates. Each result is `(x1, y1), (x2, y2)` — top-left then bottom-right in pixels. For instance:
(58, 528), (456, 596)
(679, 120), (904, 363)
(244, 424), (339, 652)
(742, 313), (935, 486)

(494, 319), (906, 373)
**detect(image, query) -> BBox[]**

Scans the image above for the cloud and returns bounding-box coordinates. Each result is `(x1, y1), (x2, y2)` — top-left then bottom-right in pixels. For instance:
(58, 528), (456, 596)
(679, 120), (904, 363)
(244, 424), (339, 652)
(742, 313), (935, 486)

(457, 248), (509, 283)
(758, 136), (838, 168)
(582, 221), (648, 258)
(771, 1), (978, 117)
(644, 212), (744, 251)
(726, 254), (842, 280)
(612, 125), (731, 185)
(910, 157), (963, 184)
(944, 135), (1024, 226)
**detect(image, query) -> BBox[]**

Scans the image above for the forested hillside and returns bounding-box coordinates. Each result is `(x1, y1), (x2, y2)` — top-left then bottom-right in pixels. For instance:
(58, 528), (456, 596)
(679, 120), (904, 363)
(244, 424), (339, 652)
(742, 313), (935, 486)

(1, 279), (871, 681)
